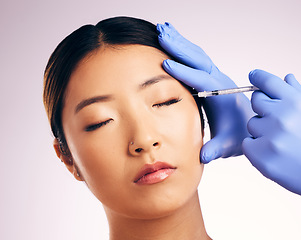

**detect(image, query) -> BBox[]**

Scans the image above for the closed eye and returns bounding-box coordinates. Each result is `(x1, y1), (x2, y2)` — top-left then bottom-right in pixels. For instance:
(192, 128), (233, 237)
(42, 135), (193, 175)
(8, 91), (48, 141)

(153, 98), (182, 108)
(85, 119), (113, 132)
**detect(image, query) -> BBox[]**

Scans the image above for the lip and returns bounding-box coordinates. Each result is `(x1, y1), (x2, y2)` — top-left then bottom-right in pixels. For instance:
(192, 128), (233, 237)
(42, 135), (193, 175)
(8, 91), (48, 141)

(134, 161), (176, 185)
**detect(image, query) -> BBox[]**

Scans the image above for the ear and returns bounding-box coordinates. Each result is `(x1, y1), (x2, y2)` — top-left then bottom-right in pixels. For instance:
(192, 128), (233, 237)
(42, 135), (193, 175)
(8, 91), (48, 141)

(53, 139), (83, 181)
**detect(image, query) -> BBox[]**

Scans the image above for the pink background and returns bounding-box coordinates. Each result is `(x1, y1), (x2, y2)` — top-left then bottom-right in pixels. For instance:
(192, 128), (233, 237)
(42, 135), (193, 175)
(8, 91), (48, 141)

(1, 0), (300, 239)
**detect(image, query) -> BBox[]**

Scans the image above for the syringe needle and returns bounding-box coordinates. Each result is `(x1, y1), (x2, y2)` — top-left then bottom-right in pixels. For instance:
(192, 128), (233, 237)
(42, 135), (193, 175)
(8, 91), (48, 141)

(193, 86), (259, 98)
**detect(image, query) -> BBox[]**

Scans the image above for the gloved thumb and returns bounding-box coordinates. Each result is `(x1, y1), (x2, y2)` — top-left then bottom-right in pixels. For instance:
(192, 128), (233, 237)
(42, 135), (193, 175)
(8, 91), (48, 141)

(201, 132), (244, 164)
(200, 136), (224, 164)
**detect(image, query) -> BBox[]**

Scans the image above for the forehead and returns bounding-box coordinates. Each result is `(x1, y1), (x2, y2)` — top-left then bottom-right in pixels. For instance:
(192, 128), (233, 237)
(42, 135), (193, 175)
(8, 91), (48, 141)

(68, 45), (169, 92)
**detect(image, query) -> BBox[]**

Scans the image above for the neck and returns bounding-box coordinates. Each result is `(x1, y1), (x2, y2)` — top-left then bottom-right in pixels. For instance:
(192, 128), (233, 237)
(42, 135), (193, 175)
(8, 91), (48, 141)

(104, 191), (211, 240)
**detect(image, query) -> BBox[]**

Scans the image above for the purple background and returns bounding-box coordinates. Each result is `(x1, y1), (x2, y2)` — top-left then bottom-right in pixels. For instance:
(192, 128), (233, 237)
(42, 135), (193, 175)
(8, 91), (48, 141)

(1, 0), (300, 239)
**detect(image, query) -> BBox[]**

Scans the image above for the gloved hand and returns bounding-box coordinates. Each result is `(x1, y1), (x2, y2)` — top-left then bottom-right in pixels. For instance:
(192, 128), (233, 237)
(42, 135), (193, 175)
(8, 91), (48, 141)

(242, 70), (301, 195)
(157, 22), (254, 163)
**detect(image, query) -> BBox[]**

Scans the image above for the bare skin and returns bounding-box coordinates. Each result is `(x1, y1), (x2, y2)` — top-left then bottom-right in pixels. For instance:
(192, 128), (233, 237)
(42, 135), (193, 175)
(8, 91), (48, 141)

(105, 193), (209, 240)
(54, 44), (211, 240)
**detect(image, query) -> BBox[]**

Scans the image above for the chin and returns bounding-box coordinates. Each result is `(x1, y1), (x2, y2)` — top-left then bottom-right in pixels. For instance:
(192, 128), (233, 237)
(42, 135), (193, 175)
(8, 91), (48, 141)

(130, 190), (200, 220)
(113, 170), (203, 220)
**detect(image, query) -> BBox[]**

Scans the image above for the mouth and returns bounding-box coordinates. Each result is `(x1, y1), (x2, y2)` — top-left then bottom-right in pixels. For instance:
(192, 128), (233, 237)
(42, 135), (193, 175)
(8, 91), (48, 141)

(134, 161), (176, 185)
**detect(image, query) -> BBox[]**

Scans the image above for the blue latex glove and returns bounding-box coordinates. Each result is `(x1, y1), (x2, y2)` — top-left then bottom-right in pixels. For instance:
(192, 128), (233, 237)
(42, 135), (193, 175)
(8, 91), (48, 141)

(157, 22), (254, 163)
(242, 70), (301, 195)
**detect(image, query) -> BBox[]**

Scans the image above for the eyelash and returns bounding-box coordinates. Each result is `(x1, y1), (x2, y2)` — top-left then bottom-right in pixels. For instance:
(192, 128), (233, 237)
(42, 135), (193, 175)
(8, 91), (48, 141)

(85, 119), (113, 132)
(153, 98), (182, 108)
(84, 98), (182, 132)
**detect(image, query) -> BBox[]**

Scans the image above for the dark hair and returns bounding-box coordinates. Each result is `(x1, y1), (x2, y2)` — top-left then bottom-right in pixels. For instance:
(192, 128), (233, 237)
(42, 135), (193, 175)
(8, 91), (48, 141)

(43, 16), (204, 154)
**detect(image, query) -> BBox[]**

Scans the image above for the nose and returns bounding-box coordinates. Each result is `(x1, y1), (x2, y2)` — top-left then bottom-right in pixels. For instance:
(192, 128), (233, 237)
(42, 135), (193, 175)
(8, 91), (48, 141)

(128, 117), (161, 156)
(129, 140), (160, 155)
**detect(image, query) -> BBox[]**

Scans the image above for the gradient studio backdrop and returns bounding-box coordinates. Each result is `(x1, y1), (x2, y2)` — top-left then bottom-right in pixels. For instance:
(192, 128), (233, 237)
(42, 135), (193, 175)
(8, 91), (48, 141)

(1, 0), (301, 239)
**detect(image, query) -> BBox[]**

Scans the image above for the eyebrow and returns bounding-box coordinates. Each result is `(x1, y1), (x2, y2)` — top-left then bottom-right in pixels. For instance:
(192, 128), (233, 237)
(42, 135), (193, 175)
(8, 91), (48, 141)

(138, 75), (173, 90)
(75, 95), (113, 114)
(75, 74), (173, 114)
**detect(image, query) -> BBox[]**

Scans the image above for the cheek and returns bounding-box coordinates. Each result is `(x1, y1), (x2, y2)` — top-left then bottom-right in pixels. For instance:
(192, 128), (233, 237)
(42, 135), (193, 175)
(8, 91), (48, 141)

(164, 101), (203, 154)
(65, 125), (128, 202)
(168, 100), (204, 179)
(158, 99), (203, 179)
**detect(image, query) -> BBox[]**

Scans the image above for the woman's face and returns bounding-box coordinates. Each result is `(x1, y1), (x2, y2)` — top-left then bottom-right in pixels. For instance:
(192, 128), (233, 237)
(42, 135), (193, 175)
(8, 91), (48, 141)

(60, 45), (204, 219)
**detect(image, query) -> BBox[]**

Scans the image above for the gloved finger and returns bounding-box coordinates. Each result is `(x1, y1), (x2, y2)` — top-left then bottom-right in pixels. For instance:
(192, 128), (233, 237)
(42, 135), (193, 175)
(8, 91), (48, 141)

(200, 133), (242, 163)
(249, 69), (292, 99)
(200, 136), (225, 163)
(242, 137), (273, 179)
(284, 73), (301, 92)
(251, 90), (276, 117)
(157, 22), (212, 72)
(162, 59), (216, 91)
(247, 115), (264, 138)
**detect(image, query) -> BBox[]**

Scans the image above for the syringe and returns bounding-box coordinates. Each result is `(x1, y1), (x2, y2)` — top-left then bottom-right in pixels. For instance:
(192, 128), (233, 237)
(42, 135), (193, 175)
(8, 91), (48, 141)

(193, 85), (259, 98)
